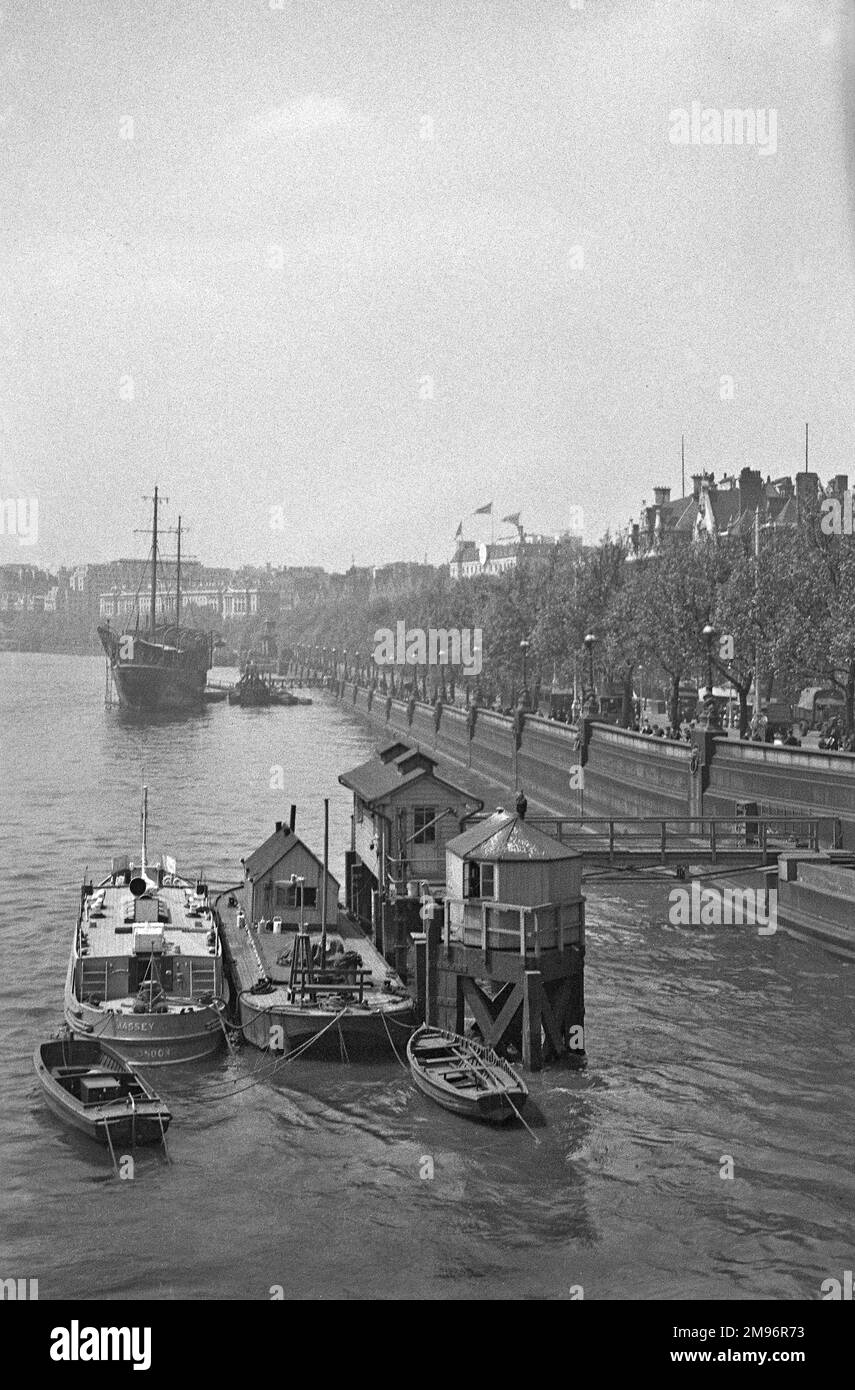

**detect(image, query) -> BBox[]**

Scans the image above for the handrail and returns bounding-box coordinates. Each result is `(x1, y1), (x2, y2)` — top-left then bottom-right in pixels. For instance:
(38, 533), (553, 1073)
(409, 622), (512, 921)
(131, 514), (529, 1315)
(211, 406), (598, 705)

(454, 811), (839, 864)
(443, 895), (583, 955)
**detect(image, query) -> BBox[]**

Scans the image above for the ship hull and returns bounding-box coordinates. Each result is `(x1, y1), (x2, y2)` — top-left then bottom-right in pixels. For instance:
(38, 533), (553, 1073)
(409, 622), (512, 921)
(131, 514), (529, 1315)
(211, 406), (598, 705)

(63, 996), (227, 1065)
(64, 955), (226, 1065)
(236, 992), (414, 1057)
(110, 661), (206, 712)
(99, 627), (209, 712)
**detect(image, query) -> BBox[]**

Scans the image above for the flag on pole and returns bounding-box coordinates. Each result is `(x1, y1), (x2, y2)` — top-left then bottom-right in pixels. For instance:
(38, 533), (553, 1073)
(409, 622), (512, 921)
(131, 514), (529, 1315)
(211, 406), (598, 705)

(502, 511), (521, 527)
(454, 521), (463, 538)
(474, 501), (492, 515)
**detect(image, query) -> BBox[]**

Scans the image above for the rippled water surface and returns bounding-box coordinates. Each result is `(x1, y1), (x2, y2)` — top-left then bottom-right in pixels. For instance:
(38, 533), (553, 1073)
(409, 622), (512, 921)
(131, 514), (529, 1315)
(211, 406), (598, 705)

(2, 654), (853, 1300)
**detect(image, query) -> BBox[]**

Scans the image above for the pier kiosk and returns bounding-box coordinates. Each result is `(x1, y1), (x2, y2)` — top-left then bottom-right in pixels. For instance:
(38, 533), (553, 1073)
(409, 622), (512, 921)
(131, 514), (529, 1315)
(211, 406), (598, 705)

(415, 809), (586, 1070)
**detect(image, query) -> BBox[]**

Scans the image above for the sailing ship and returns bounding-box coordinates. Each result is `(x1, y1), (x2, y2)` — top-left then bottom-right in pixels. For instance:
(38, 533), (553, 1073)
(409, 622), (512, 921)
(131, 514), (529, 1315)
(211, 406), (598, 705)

(98, 487), (212, 712)
(64, 790), (228, 1065)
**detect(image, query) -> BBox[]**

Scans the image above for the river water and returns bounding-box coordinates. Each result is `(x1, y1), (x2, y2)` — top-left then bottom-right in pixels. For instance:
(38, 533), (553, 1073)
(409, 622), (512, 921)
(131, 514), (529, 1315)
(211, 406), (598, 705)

(2, 653), (853, 1300)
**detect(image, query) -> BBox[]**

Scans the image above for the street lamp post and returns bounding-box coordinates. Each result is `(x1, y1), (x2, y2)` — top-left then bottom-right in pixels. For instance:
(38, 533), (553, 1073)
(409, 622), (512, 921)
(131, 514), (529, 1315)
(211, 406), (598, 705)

(519, 639), (530, 708)
(702, 623), (720, 729)
(583, 632), (598, 716)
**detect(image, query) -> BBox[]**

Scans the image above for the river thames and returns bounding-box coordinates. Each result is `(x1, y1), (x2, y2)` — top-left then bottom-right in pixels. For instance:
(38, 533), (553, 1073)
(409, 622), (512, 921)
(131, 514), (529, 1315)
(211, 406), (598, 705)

(2, 653), (853, 1300)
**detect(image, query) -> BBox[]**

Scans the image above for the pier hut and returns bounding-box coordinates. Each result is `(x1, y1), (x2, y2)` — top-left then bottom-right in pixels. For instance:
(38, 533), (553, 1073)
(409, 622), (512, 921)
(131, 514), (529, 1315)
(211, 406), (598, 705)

(414, 808), (585, 1070)
(240, 820), (339, 928)
(338, 740), (483, 964)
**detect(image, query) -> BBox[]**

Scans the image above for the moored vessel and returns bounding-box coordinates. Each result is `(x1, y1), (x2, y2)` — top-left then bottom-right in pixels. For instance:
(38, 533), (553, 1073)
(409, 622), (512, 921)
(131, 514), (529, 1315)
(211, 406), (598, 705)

(34, 1036), (171, 1146)
(222, 909), (414, 1056)
(64, 791), (228, 1065)
(407, 1024), (529, 1123)
(98, 487), (212, 713)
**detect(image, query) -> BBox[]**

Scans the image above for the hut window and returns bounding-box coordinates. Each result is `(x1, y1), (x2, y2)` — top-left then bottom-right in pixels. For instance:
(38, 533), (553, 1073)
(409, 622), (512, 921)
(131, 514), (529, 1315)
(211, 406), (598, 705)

(466, 862), (495, 899)
(275, 884), (318, 908)
(413, 807), (437, 844)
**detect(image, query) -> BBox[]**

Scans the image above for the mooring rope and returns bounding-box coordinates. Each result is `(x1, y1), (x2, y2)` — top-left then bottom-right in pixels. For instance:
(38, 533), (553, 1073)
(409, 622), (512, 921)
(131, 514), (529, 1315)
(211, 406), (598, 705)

(201, 1008), (350, 1100)
(448, 1038), (540, 1146)
(156, 1108), (170, 1163)
(380, 1009), (408, 1069)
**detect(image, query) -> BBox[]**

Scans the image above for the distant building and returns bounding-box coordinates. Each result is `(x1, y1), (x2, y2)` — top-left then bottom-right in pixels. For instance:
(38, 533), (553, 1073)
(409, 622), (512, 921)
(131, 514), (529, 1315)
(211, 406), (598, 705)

(0, 564), (58, 614)
(371, 561), (437, 591)
(449, 531), (582, 580)
(97, 576), (277, 622)
(627, 467), (849, 558)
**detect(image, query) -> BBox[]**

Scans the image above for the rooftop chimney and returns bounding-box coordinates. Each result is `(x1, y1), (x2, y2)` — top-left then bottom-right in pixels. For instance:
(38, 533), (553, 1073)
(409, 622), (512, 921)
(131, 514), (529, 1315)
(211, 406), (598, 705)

(653, 486), (671, 507)
(289, 804), (297, 832)
(795, 471), (819, 521)
(692, 474), (704, 500)
(738, 467), (762, 513)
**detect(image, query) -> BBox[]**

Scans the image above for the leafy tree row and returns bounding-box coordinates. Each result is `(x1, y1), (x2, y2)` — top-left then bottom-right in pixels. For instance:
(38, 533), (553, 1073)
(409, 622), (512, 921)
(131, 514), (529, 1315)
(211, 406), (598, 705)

(225, 503), (855, 734)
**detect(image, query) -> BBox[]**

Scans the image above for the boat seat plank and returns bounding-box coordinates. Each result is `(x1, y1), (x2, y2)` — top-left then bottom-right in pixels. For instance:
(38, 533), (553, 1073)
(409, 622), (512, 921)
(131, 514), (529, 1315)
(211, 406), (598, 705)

(54, 1066), (119, 1078)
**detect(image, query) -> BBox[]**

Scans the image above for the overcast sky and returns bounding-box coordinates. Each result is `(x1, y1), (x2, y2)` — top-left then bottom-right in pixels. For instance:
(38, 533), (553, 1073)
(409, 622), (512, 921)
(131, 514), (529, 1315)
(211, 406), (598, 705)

(1, 0), (854, 571)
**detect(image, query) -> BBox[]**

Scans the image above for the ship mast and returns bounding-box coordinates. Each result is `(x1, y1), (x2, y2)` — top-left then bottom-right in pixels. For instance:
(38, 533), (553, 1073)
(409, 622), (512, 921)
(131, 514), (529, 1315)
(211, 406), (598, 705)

(175, 514), (181, 634)
(141, 785), (148, 871)
(149, 485), (159, 636)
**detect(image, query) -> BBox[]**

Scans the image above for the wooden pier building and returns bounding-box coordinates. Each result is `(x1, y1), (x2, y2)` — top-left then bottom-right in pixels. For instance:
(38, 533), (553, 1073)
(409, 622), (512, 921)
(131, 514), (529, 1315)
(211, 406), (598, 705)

(339, 740), (483, 967)
(413, 809), (586, 1071)
(240, 817), (339, 929)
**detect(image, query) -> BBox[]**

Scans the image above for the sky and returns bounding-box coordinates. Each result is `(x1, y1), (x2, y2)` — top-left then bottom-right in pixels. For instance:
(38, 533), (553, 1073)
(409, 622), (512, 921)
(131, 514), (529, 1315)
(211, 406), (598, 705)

(1, 0), (854, 571)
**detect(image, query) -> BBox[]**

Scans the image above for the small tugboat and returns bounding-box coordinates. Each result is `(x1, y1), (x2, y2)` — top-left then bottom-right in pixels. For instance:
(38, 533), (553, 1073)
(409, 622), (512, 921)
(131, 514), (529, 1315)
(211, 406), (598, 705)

(228, 665), (276, 706)
(407, 1025), (529, 1124)
(227, 666), (311, 707)
(64, 790), (228, 1065)
(34, 1036), (171, 1148)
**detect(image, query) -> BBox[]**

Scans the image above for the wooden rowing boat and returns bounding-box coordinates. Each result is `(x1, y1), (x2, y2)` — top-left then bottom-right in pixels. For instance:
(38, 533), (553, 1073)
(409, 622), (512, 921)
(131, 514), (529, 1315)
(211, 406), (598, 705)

(34, 1037), (171, 1147)
(406, 1024), (528, 1124)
